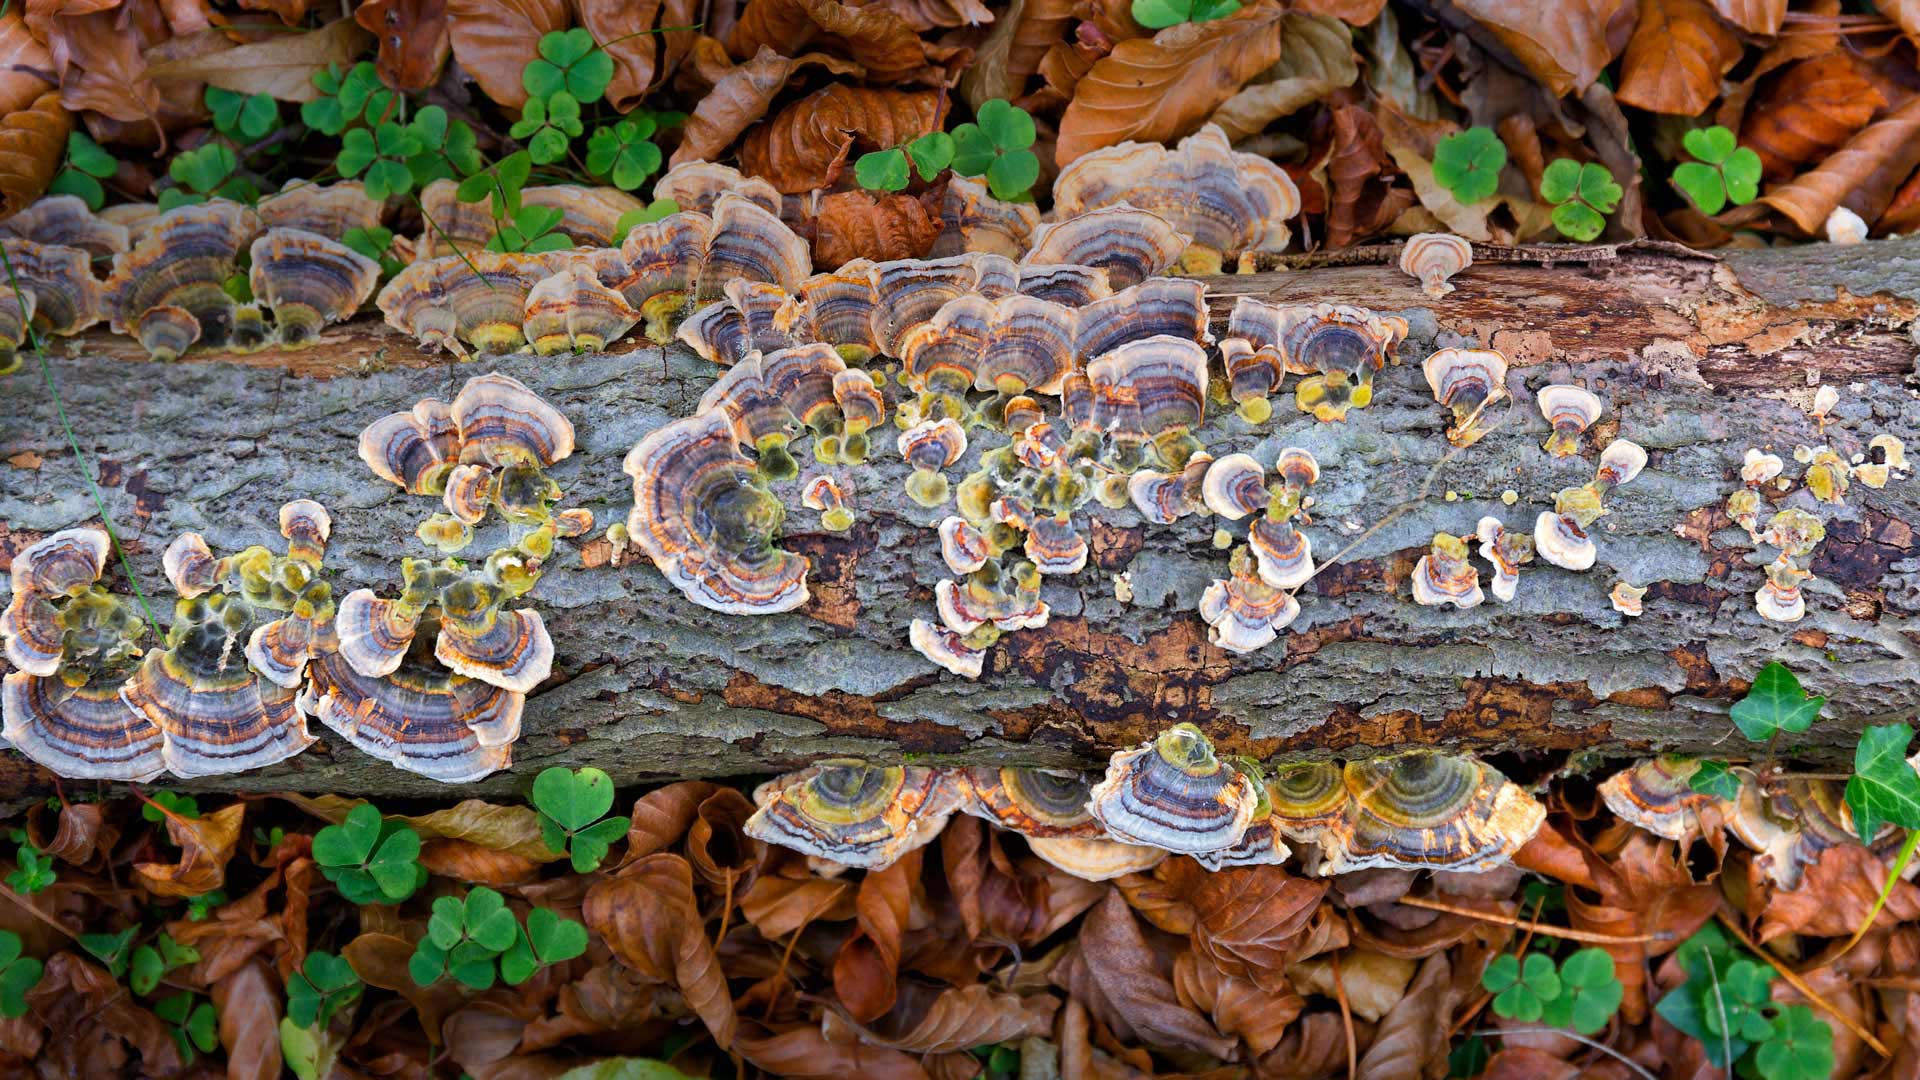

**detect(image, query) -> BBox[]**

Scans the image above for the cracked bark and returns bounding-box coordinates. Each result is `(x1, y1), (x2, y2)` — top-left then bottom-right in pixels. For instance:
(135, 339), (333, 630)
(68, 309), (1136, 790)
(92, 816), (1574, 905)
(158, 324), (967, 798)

(2, 239), (1918, 798)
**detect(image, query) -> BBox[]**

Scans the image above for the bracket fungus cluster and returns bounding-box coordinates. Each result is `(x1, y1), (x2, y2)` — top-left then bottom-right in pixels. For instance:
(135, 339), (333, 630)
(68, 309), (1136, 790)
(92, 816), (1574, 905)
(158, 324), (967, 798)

(738, 726), (1544, 881)
(1217, 299), (1409, 425)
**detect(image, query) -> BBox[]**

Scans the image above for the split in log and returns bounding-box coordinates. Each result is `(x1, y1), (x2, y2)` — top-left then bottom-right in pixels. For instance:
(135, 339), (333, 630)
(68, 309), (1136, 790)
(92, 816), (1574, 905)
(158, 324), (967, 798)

(2, 239), (1917, 797)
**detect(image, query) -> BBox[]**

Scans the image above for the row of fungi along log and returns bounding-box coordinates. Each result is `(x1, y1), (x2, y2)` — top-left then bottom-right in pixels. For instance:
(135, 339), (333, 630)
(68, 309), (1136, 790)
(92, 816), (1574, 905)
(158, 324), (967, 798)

(0, 239), (1918, 797)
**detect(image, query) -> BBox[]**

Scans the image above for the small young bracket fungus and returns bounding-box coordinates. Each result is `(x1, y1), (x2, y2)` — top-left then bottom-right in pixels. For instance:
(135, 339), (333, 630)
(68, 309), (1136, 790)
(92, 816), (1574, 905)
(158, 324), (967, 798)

(910, 617), (988, 678)
(0, 194), (130, 258)
(993, 497), (1088, 575)
(1593, 439), (1648, 490)
(899, 417), (969, 507)
(1534, 510), (1597, 572)
(1087, 723), (1260, 854)
(249, 227), (380, 348)
(935, 175), (1042, 259)
(1199, 546), (1300, 654)
(0, 286), (34, 373)
(1084, 334), (1210, 471)
(1016, 263), (1113, 308)
(336, 553), (554, 695)
(801, 474), (854, 532)
(1474, 516), (1535, 603)
(1193, 778), (1292, 870)
(1399, 233), (1472, 297)
(1825, 206), (1868, 245)
(1333, 754), (1546, 875)
(677, 279), (791, 366)
(898, 292), (994, 422)
(365, 373), (576, 530)
(299, 651), (520, 783)
(1423, 348), (1509, 447)
(257, 180), (385, 238)
(1726, 488), (1763, 541)
(652, 160), (783, 216)
(699, 343), (852, 479)
(1598, 757), (1724, 840)
(1610, 581), (1647, 616)
(744, 761), (965, 870)
(867, 252), (1016, 358)
(935, 569), (1048, 637)
(1757, 560), (1811, 623)
(523, 256), (641, 354)
(1741, 447), (1784, 487)
(702, 193), (812, 301)
(958, 766), (1102, 839)
(1855, 435), (1908, 488)
(1279, 305), (1410, 423)
(1073, 277), (1211, 364)
(1803, 446), (1850, 504)
(939, 516), (993, 574)
(1536, 384), (1603, 458)
(377, 250), (564, 355)
(623, 409), (812, 615)
(1023, 205), (1188, 289)
(104, 199), (262, 359)
(1050, 124), (1300, 261)
(1128, 452), (1212, 525)
(1025, 836), (1168, 881)
(3, 238), (105, 338)
(1411, 533), (1484, 609)
(1726, 777), (1863, 890)
(1249, 517), (1314, 591)
(975, 294), (1078, 399)
(616, 210), (714, 342)
(360, 397), (461, 496)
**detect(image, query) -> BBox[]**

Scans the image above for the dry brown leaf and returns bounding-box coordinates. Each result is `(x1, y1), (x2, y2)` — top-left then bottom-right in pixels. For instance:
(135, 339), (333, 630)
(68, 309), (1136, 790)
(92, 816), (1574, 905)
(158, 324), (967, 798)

(27, 952), (183, 1076)
(39, 801), (115, 866)
(1727, 94), (1920, 234)
(846, 982), (1057, 1053)
(1210, 13), (1357, 142)
(213, 959), (283, 1080)
(1567, 832), (1716, 1024)
(1741, 55), (1885, 180)
(1353, 951), (1451, 1080)
(1114, 857), (1201, 935)
(342, 931), (470, 1037)
(446, 0), (568, 109)
(620, 780), (724, 861)
(740, 865), (857, 937)
(418, 838), (544, 886)
(671, 45), (863, 167)
(739, 84), (942, 193)
(1510, 822), (1599, 891)
(971, 0), (1074, 106)
(813, 190), (940, 268)
(1189, 865), (1326, 994)
(0, 13), (54, 120)
(1615, 0), (1741, 116)
(1882, 0), (1920, 48)
(686, 787), (756, 892)
(941, 815), (1050, 948)
(1294, 0), (1385, 22)
(1289, 949), (1416, 1023)
(1055, 0), (1285, 164)
(1709, 0), (1783, 33)
(166, 866), (286, 984)
(355, 0), (450, 92)
(1325, 103), (1409, 248)
(1054, 889), (1237, 1058)
(1451, 0), (1627, 99)
(725, 0), (931, 82)
(1758, 843), (1920, 942)
(833, 849), (921, 1023)
(879, 0), (992, 32)
(581, 852), (738, 1048)
(134, 801), (243, 898)
(1480, 1047), (1584, 1080)
(285, 793), (561, 863)
(736, 1023), (932, 1079)
(146, 17), (374, 102)
(1173, 950), (1301, 1056)
(46, 10), (163, 131)
(577, 0), (697, 111)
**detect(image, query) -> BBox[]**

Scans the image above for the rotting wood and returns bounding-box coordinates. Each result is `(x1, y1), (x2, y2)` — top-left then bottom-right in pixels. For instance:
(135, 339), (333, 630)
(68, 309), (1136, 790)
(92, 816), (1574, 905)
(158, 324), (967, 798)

(1, 239), (1917, 797)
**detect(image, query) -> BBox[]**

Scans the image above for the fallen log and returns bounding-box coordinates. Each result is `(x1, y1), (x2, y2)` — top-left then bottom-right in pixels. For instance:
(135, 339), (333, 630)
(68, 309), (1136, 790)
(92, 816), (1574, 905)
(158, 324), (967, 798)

(2, 238), (1917, 797)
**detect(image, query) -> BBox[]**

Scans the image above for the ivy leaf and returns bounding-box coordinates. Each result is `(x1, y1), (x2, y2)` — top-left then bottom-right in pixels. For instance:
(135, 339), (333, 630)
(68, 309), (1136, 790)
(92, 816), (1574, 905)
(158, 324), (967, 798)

(1845, 723), (1920, 842)
(1689, 759), (1742, 801)
(855, 148), (910, 192)
(1729, 662), (1824, 742)
(1755, 1004), (1836, 1080)
(907, 132), (953, 181)
(1432, 127), (1507, 204)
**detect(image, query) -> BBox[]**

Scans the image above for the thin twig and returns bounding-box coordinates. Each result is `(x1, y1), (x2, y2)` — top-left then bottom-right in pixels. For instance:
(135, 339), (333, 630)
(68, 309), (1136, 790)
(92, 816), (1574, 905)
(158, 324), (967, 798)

(0, 882), (76, 941)
(1714, 908), (1890, 1058)
(1474, 1028), (1658, 1080)
(1397, 894), (1668, 944)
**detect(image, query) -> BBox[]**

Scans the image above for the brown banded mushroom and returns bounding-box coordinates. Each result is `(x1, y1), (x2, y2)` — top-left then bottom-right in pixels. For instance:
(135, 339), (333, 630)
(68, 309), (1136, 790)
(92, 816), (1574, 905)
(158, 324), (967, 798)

(975, 293), (1078, 399)
(1423, 348), (1509, 447)
(1411, 533), (1484, 609)
(994, 497), (1087, 575)
(1050, 124), (1300, 263)
(1073, 277), (1210, 363)
(1199, 546), (1300, 653)
(1610, 581), (1646, 616)
(522, 256), (641, 354)
(935, 175), (1041, 259)
(616, 210), (713, 342)
(1249, 516), (1314, 590)
(1265, 762), (1355, 864)
(360, 397), (461, 496)
(1399, 233), (1472, 297)
(868, 252), (1017, 356)
(1194, 774), (1292, 870)
(377, 250), (564, 355)
(1537, 385), (1602, 457)
(1128, 452), (1212, 524)
(958, 767), (1101, 838)
(300, 651), (520, 783)
(1756, 507), (1824, 623)
(104, 199), (261, 359)
(2, 238), (104, 338)
(1016, 263), (1112, 307)
(0, 194), (130, 258)
(0, 287), (33, 372)
(1757, 561), (1811, 622)
(374, 373), (578, 529)
(1332, 753), (1545, 875)
(257, 180), (384, 238)
(335, 552), (554, 695)
(1474, 516), (1534, 603)
(744, 760), (965, 870)
(829, 369), (886, 464)
(623, 409), (812, 615)
(1023, 205), (1187, 289)
(1598, 756), (1725, 840)
(1534, 485), (1604, 571)
(1025, 836), (1167, 881)
(899, 418), (969, 507)
(702, 193), (811, 300)
(936, 568), (1048, 637)
(939, 516), (993, 574)
(652, 160), (783, 215)
(1727, 777), (1864, 889)
(249, 227), (381, 347)
(779, 262), (880, 360)
(897, 292), (992, 423)
(801, 474), (854, 532)
(1085, 334), (1210, 471)
(1216, 297), (1294, 423)
(1087, 723), (1260, 854)
(1278, 305), (1409, 423)
(910, 617), (987, 678)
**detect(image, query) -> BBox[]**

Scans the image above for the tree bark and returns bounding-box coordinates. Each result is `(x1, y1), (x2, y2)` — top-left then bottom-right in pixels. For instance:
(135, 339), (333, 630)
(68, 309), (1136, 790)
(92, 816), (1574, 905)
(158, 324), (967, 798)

(2, 239), (1918, 797)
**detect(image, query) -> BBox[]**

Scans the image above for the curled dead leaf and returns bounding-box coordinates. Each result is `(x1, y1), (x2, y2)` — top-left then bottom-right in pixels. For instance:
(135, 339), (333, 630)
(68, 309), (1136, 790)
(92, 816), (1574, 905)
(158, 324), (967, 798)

(726, 0), (934, 83)
(134, 801), (243, 899)
(1210, 13), (1358, 143)
(739, 84), (943, 193)
(418, 838), (544, 886)
(1053, 889), (1236, 1058)
(1757, 842), (1920, 942)
(579, 0), (699, 112)
(355, 0), (451, 93)
(0, 12), (54, 120)
(1741, 55), (1885, 181)
(1352, 951), (1453, 1079)
(145, 18), (375, 102)
(37, 801), (115, 867)
(833, 849), (922, 1023)
(1056, 0), (1285, 164)
(842, 981), (1057, 1053)
(1451, 0), (1627, 99)
(1725, 94), (1920, 234)
(282, 793), (561, 863)
(45, 8), (166, 135)
(446, 0), (569, 110)
(672, 45), (863, 167)
(1172, 949), (1301, 1056)
(1614, 0), (1742, 116)
(736, 1022), (931, 1079)
(212, 959), (283, 1080)
(1325, 103), (1411, 248)
(813, 189), (940, 268)
(0, 93), (66, 220)
(582, 852), (738, 1048)
(1189, 866), (1326, 994)
(1710, 0), (1784, 34)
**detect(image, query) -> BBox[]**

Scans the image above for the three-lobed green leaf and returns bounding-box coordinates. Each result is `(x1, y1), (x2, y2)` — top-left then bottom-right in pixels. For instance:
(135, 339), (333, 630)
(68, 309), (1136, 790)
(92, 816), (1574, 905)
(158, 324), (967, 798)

(0, 931), (40, 1019)
(1130, 0), (1240, 29)
(1432, 127), (1507, 204)
(1754, 1004), (1836, 1080)
(156, 991), (218, 1060)
(1688, 758), (1743, 801)
(950, 100), (1040, 201)
(1540, 159), (1620, 243)
(313, 804), (426, 905)
(287, 950), (362, 1029)
(524, 29), (614, 105)
(586, 116), (664, 191)
(1539, 948), (1622, 1036)
(534, 766), (628, 872)
(1729, 661), (1824, 743)
(1481, 951), (1559, 1023)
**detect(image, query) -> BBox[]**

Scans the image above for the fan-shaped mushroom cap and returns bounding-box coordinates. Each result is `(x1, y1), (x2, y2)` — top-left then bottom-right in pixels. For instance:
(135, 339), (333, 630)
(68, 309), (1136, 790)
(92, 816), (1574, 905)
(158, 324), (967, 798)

(1399, 233), (1472, 297)
(624, 410), (811, 615)
(1423, 348), (1509, 447)
(130, 305), (201, 362)
(935, 175), (1041, 259)
(1740, 448), (1783, 487)
(675, 298), (757, 367)
(274, 501), (331, 571)
(300, 650), (518, 783)
(1129, 452), (1212, 525)
(1594, 439), (1648, 489)
(1085, 334), (1209, 452)
(247, 601), (330, 690)
(0, 286), (32, 371)
(702, 193), (810, 300)
(746, 760), (965, 869)
(898, 417), (969, 472)
(104, 200), (259, 357)
(832, 368), (886, 437)
(452, 372), (575, 468)
(1411, 533), (1483, 609)
(99, 202), (161, 243)
(1025, 835), (1168, 880)
(614, 210), (712, 331)
(1537, 385), (1602, 457)
(1610, 581), (1646, 616)
(1726, 778), (1863, 888)
(379, 250), (565, 354)
(910, 617), (987, 678)
(2, 238), (103, 336)
(1194, 777), (1292, 869)
(258, 181), (384, 238)
(1201, 453), (1270, 521)
(2, 673), (166, 781)
(248, 227), (379, 347)
(976, 294), (1077, 395)
(9, 527), (109, 601)
(1474, 516), (1533, 603)
(119, 611), (315, 777)
(1533, 511), (1595, 572)
(1726, 488), (1762, 539)
(697, 347), (837, 478)
(960, 767), (1100, 838)
(334, 588), (419, 679)
(1024, 205), (1187, 289)
(1599, 757), (1720, 840)
(1764, 508), (1826, 558)
(523, 257), (640, 354)
(653, 161), (783, 215)
(1285, 305), (1409, 422)
(937, 518), (991, 577)
(781, 261), (879, 357)
(1267, 762), (1354, 856)
(1249, 518), (1314, 590)
(1052, 125), (1300, 256)
(1756, 562), (1809, 623)
(899, 292), (992, 396)
(434, 602), (552, 693)
(1, 195), (129, 257)
(417, 181), (641, 255)
(867, 254), (1006, 357)
(1088, 723), (1260, 854)
(1020, 511), (1088, 575)
(1016, 263), (1111, 308)
(1074, 277), (1210, 362)
(359, 397), (460, 495)
(1336, 754), (1545, 874)
(154, 534), (218, 605)
(1804, 447), (1849, 504)
(1200, 547), (1299, 654)
(801, 475), (853, 532)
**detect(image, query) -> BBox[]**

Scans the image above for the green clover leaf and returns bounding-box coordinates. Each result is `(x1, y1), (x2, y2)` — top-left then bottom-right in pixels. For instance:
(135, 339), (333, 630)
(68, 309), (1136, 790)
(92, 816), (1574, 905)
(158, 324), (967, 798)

(79, 927), (135, 978)
(406, 939), (448, 988)
(855, 148), (910, 192)
(287, 951), (362, 1029)
(488, 205), (571, 253)
(500, 907), (590, 985)
(143, 790), (199, 823)
(1482, 952), (1560, 1023)
(1703, 959), (1775, 1043)
(0, 931), (39, 1020)
(1433, 128), (1507, 204)
(1131, 0), (1240, 27)
(416, 888), (520, 990)
(1689, 758), (1742, 801)
(1673, 126), (1762, 215)
(1540, 948), (1622, 1035)
(1683, 125), (1737, 165)
(156, 991), (218, 1060)
(612, 199), (680, 242)
(338, 62), (395, 126)
(1845, 722), (1920, 842)
(1755, 1004), (1836, 1080)
(907, 132), (954, 181)
(586, 117), (663, 191)
(169, 144), (237, 198)
(463, 887), (519, 952)
(534, 766), (628, 872)
(206, 87), (277, 141)
(6, 843), (53, 894)
(1447, 1035), (1489, 1079)
(524, 29), (614, 104)
(976, 99), (1035, 150)
(951, 101), (1040, 200)
(313, 804), (425, 905)
(1729, 661), (1824, 743)
(301, 65), (349, 135)
(1540, 158), (1620, 242)
(456, 150), (532, 219)
(52, 131), (117, 209)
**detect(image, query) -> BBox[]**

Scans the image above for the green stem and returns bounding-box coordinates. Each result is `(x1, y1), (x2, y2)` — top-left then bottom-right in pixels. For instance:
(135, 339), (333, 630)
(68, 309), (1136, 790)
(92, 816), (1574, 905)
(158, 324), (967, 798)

(1828, 828), (1920, 965)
